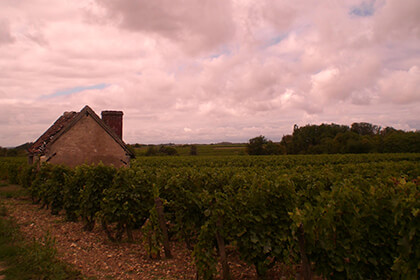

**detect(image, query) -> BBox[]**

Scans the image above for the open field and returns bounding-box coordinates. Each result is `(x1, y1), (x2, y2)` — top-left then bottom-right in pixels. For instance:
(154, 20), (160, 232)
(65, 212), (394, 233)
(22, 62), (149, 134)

(132, 143), (247, 157)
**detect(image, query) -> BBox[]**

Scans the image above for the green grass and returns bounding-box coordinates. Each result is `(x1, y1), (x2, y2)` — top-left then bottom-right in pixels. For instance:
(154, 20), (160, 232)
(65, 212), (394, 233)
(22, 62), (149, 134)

(0, 183), (28, 199)
(0, 202), (85, 280)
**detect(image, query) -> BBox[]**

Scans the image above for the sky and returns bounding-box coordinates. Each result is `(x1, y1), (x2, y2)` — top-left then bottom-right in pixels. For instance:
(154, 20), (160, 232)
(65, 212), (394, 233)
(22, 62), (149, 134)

(0, 0), (419, 147)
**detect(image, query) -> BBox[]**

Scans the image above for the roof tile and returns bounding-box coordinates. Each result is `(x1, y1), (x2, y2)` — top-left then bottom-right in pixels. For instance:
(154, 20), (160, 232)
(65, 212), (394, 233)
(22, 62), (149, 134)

(29, 111), (78, 154)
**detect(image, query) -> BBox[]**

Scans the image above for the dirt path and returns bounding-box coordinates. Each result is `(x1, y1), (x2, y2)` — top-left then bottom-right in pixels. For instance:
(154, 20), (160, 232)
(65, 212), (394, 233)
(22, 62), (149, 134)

(3, 198), (200, 279)
(2, 196), (299, 279)
(3, 197), (285, 280)
(0, 262), (5, 280)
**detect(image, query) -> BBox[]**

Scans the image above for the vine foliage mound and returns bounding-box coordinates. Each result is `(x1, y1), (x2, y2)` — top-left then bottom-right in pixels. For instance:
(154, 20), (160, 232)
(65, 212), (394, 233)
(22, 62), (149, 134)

(79, 163), (115, 231)
(99, 168), (153, 242)
(1, 153), (419, 279)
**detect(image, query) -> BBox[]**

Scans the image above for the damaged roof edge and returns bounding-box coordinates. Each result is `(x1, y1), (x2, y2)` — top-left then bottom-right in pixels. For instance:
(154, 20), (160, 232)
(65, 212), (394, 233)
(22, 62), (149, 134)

(28, 111), (78, 154)
(29, 105), (135, 158)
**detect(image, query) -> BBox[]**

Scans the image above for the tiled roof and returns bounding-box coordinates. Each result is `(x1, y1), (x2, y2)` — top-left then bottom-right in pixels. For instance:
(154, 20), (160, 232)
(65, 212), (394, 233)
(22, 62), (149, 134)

(29, 111), (78, 154)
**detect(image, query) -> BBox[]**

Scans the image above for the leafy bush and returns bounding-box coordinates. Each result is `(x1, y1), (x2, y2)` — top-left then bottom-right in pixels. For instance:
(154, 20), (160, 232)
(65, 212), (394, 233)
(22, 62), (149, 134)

(291, 179), (408, 279)
(31, 163), (54, 205)
(392, 178), (420, 279)
(62, 166), (85, 222)
(79, 163), (116, 231)
(99, 168), (153, 241)
(6, 162), (21, 184)
(19, 164), (37, 190)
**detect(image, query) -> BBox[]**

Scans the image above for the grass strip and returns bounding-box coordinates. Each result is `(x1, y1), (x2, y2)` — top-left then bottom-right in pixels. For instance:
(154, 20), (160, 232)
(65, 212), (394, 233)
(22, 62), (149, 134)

(0, 202), (85, 280)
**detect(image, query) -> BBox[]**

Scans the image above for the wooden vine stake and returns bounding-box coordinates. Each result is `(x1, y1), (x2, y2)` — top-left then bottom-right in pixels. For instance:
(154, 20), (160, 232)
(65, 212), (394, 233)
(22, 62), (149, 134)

(155, 196), (172, 258)
(298, 224), (312, 280)
(215, 216), (231, 280)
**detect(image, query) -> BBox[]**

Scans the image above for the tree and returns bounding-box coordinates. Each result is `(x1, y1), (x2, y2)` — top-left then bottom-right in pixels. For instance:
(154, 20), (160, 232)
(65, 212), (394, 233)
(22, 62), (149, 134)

(279, 123), (419, 155)
(247, 136), (283, 155)
(0, 146), (6, 157)
(382, 131), (420, 153)
(265, 141), (284, 155)
(351, 122), (380, 136)
(6, 149), (18, 157)
(145, 146), (157, 156)
(158, 146), (178, 156)
(190, 145), (198, 156)
(280, 135), (294, 154)
(288, 123), (350, 154)
(246, 136), (268, 155)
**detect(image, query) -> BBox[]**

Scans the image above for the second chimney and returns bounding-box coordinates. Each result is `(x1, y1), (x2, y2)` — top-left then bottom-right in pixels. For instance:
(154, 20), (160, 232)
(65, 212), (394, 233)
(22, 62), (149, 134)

(101, 110), (123, 140)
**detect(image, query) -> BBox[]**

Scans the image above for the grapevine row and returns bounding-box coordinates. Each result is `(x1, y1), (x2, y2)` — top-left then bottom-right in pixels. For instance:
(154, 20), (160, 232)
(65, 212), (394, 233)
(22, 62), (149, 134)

(0, 155), (419, 279)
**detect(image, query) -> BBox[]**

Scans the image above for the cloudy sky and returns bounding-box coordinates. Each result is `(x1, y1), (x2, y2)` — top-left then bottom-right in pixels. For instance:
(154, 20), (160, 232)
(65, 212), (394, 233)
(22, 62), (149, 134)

(0, 0), (419, 146)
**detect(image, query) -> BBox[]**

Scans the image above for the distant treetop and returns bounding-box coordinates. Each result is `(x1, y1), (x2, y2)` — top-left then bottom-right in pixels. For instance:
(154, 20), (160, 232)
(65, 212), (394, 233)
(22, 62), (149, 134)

(247, 123), (420, 155)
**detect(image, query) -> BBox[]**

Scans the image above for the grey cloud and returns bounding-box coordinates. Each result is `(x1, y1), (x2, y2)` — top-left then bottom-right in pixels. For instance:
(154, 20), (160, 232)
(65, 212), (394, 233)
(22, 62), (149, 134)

(260, 1), (301, 31)
(24, 32), (48, 46)
(407, 119), (420, 130)
(94, 0), (235, 55)
(373, 0), (420, 41)
(0, 20), (14, 44)
(0, 101), (71, 145)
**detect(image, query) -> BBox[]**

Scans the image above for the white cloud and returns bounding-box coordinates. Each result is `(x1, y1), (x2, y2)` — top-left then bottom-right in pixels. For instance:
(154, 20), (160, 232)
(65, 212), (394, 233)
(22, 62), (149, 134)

(0, 0), (419, 146)
(379, 66), (420, 104)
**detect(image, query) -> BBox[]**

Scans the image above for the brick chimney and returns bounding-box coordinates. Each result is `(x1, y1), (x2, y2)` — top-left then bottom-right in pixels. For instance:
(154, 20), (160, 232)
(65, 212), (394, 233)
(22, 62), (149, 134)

(101, 110), (123, 140)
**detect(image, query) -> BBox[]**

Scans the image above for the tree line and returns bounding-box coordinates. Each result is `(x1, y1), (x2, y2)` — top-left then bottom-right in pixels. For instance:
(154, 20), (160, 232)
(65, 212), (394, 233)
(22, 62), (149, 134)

(0, 143), (32, 157)
(247, 122), (420, 155)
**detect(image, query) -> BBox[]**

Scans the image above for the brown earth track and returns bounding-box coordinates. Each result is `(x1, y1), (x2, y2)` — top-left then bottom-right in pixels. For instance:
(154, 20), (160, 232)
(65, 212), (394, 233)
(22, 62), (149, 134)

(0, 262), (5, 280)
(2, 197), (296, 279)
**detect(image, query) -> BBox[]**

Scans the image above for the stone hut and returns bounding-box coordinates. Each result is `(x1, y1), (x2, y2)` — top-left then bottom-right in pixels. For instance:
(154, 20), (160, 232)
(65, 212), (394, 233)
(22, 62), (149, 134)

(28, 105), (134, 168)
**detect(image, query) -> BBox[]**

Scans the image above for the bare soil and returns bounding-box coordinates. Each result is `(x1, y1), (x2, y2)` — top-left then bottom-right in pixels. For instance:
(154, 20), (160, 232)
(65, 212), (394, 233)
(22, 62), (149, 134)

(0, 262), (5, 280)
(2, 197), (297, 279)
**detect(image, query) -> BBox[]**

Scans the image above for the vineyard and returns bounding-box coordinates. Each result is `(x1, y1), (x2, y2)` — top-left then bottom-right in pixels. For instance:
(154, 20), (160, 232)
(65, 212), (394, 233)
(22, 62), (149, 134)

(0, 154), (419, 279)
